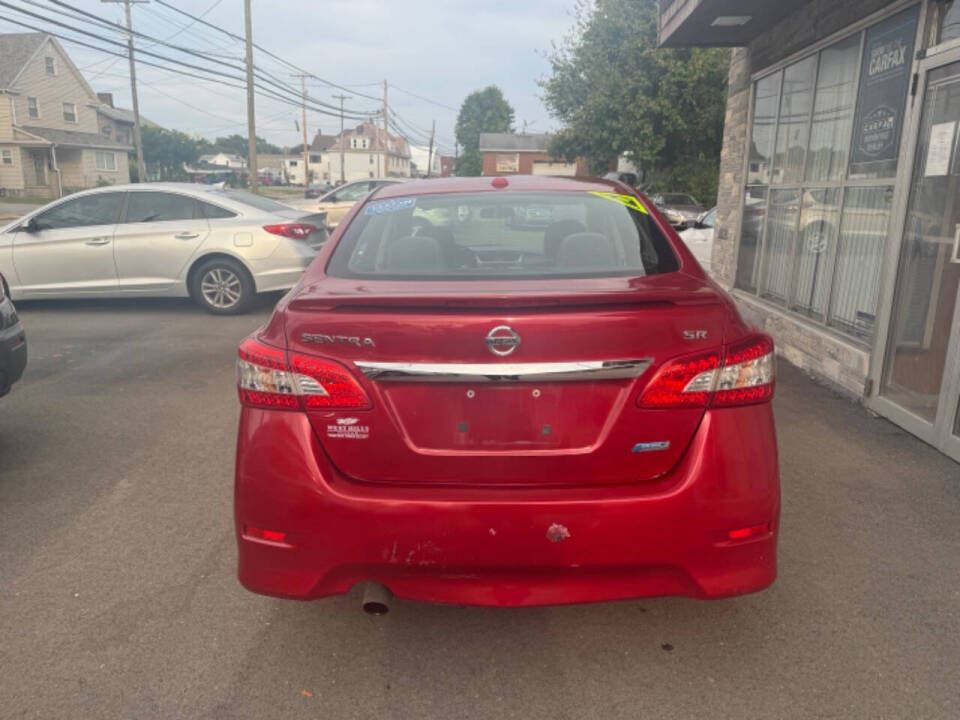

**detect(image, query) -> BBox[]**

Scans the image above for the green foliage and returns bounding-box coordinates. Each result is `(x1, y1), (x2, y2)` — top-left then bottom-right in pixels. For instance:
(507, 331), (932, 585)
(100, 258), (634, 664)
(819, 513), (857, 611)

(455, 86), (515, 176)
(141, 125), (201, 181)
(209, 134), (282, 159)
(541, 0), (730, 204)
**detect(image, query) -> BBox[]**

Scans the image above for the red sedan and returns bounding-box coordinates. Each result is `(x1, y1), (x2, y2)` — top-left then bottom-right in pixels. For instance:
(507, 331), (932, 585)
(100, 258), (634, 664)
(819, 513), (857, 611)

(234, 175), (779, 612)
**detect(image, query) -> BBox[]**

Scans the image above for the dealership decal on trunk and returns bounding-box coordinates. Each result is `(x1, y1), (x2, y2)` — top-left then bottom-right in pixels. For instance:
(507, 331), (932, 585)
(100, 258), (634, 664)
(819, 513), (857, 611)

(302, 333), (376, 348)
(588, 191), (649, 215)
(327, 418), (370, 439)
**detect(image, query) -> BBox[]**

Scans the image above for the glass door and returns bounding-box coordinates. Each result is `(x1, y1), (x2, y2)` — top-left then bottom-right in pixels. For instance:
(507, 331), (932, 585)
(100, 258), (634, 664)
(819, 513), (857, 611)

(875, 52), (960, 462)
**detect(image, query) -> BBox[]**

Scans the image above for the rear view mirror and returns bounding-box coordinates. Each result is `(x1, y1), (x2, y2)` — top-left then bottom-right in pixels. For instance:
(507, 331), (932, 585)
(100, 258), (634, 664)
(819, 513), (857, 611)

(21, 217), (40, 233)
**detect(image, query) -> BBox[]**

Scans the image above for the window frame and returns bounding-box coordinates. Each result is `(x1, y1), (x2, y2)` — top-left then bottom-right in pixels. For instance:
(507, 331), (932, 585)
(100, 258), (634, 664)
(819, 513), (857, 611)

(95, 151), (117, 171)
(1, 149), (12, 165)
(26, 97), (39, 119)
(62, 102), (77, 124)
(735, 5), (922, 347)
(44, 56), (55, 75)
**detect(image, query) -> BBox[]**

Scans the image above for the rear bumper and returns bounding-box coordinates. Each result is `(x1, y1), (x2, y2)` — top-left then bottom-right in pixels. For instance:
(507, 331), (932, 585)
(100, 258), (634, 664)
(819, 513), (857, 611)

(0, 299), (27, 396)
(235, 405), (779, 607)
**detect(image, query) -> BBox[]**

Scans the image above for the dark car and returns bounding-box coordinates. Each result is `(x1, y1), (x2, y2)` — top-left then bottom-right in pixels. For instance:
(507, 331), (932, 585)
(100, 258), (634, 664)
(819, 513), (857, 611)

(651, 193), (705, 230)
(305, 183), (334, 199)
(0, 271), (26, 397)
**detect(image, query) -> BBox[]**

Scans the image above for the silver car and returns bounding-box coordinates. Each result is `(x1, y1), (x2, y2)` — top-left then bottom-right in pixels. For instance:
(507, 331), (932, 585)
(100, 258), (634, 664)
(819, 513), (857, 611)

(0, 183), (328, 314)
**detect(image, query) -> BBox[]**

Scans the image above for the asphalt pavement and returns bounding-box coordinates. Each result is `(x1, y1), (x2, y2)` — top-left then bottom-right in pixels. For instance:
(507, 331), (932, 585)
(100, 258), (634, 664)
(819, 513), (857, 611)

(1, 296), (958, 719)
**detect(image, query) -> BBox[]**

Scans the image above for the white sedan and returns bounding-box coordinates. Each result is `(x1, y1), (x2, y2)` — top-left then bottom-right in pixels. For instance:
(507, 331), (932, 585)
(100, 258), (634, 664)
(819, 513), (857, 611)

(0, 183), (328, 314)
(679, 206), (716, 276)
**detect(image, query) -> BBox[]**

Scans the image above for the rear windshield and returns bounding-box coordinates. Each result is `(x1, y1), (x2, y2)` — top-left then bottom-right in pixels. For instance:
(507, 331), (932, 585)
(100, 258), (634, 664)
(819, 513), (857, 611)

(327, 191), (678, 280)
(214, 189), (291, 213)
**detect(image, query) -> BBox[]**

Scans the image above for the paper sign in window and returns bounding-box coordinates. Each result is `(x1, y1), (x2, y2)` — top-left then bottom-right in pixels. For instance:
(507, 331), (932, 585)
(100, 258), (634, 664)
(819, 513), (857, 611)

(924, 121), (955, 177)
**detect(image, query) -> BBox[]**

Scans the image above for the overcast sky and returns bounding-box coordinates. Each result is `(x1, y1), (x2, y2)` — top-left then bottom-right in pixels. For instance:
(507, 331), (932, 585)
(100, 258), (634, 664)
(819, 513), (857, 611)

(1, 0), (576, 155)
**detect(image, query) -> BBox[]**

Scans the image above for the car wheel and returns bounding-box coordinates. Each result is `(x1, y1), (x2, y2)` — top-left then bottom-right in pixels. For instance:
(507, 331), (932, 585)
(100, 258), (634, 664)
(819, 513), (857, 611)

(190, 258), (254, 315)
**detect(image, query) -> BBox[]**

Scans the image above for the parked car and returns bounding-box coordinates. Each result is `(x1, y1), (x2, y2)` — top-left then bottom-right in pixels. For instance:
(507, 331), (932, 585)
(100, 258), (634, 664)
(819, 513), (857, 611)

(679, 206), (716, 275)
(651, 193), (705, 229)
(286, 179), (405, 228)
(0, 183), (329, 315)
(234, 175), (779, 612)
(305, 183), (333, 199)
(0, 271), (27, 398)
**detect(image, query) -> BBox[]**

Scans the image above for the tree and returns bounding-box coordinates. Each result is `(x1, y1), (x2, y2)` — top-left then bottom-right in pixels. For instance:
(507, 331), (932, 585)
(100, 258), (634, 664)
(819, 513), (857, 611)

(541, 0), (730, 204)
(454, 86), (515, 176)
(141, 125), (202, 181)
(209, 134), (283, 159)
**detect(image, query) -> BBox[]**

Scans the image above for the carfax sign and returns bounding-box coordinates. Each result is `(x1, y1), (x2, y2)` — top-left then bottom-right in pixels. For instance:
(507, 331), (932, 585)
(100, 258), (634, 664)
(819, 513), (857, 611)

(850, 6), (919, 172)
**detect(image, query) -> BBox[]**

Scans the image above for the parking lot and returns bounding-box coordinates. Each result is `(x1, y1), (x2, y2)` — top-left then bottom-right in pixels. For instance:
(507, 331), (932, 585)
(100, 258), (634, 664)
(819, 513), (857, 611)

(1, 297), (959, 719)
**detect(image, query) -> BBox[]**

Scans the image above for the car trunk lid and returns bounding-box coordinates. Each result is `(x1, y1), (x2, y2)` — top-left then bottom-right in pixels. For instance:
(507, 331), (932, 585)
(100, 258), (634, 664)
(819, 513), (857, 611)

(283, 275), (727, 486)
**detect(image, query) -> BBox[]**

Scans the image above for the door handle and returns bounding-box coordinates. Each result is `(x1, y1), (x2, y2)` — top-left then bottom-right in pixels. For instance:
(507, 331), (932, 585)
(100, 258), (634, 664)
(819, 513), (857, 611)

(84, 237), (110, 246)
(174, 232), (199, 240)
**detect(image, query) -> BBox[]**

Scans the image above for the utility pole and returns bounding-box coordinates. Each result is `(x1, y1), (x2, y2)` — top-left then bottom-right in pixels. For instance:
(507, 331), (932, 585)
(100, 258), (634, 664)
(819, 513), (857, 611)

(381, 79), (388, 178)
(243, 0), (258, 192)
(289, 74), (313, 187)
(426, 119), (435, 178)
(332, 93), (351, 184)
(290, 74), (313, 187)
(102, 0), (147, 183)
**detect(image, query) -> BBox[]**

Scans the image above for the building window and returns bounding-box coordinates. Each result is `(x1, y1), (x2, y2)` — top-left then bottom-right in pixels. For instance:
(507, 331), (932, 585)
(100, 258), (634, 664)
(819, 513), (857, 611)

(27, 97), (39, 119)
(1, 150), (12, 165)
(289, 160), (297, 166)
(310, 154), (320, 163)
(101, 125), (112, 138)
(45, 56), (55, 75)
(351, 138), (358, 149)
(62, 102), (77, 123)
(95, 151), (117, 171)
(369, 155), (374, 165)
(735, 6), (918, 344)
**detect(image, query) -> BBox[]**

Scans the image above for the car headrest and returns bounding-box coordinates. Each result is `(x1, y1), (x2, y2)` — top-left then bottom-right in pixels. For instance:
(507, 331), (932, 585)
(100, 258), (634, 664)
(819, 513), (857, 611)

(556, 232), (616, 269)
(543, 220), (586, 260)
(384, 235), (441, 273)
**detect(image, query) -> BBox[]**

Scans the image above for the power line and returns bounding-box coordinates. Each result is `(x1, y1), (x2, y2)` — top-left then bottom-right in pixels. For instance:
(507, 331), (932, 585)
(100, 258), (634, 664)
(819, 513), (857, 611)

(391, 84), (459, 113)
(0, 3), (375, 120)
(0, 12), (355, 119)
(153, 0), (383, 103)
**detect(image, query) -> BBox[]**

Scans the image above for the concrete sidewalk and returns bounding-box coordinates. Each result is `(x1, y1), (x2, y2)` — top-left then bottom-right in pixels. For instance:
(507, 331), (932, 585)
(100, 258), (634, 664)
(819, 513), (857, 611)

(0, 303), (957, 719)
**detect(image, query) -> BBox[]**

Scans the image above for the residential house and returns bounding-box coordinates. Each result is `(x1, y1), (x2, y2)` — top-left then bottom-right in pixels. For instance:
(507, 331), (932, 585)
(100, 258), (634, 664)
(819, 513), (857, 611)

(440, 155), (455, 177)
(197, 152), (247, 169)
(283, 152), (324, 185)
(408, 143), (442, 178)
(478, 133), (587, 177)
(326, 122), (411, 182)
(0, 33), (133, 198)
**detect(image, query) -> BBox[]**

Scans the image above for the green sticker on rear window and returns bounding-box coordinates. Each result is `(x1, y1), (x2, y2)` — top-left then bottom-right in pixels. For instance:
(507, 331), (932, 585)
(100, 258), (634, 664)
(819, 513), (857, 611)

(589, 191), (648, 215)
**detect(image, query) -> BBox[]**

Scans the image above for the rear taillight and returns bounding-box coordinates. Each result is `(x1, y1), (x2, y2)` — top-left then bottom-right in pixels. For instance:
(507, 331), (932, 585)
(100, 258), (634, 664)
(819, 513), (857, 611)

(639, 335), (774, 409)
(237, 338), (370, 410)
(262, 223), (316, 239)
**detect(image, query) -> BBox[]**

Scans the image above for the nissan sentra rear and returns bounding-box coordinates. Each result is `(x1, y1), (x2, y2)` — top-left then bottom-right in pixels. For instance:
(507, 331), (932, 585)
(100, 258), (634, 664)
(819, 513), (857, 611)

(234, 175), (779, 610)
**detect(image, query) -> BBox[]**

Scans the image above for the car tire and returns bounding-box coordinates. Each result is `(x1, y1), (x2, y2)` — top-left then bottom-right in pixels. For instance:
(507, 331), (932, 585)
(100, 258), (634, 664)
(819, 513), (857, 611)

(190, 257), (255, 315)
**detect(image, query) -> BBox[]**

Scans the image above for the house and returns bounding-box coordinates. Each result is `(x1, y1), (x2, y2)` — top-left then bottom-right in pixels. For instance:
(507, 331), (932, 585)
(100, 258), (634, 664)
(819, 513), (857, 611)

(282, 152), (324, 185)
(0, 33), (134, 198)
(439, 155), (455, 177)
(408, 143), (442, 178)
(656, 0), (960, 463)
(478, 133), (588, 177)
(326, 122), (411, 183)
(197, 152), (246, 169)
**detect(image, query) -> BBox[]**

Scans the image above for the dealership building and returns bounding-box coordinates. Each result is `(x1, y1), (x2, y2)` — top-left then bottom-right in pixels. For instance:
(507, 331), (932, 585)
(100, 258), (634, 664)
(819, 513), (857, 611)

(659, 0), (960, 462)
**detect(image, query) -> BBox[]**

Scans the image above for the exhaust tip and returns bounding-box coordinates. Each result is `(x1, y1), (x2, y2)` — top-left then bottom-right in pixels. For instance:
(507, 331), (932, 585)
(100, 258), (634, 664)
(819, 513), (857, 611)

(361, 582), (392, 616)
